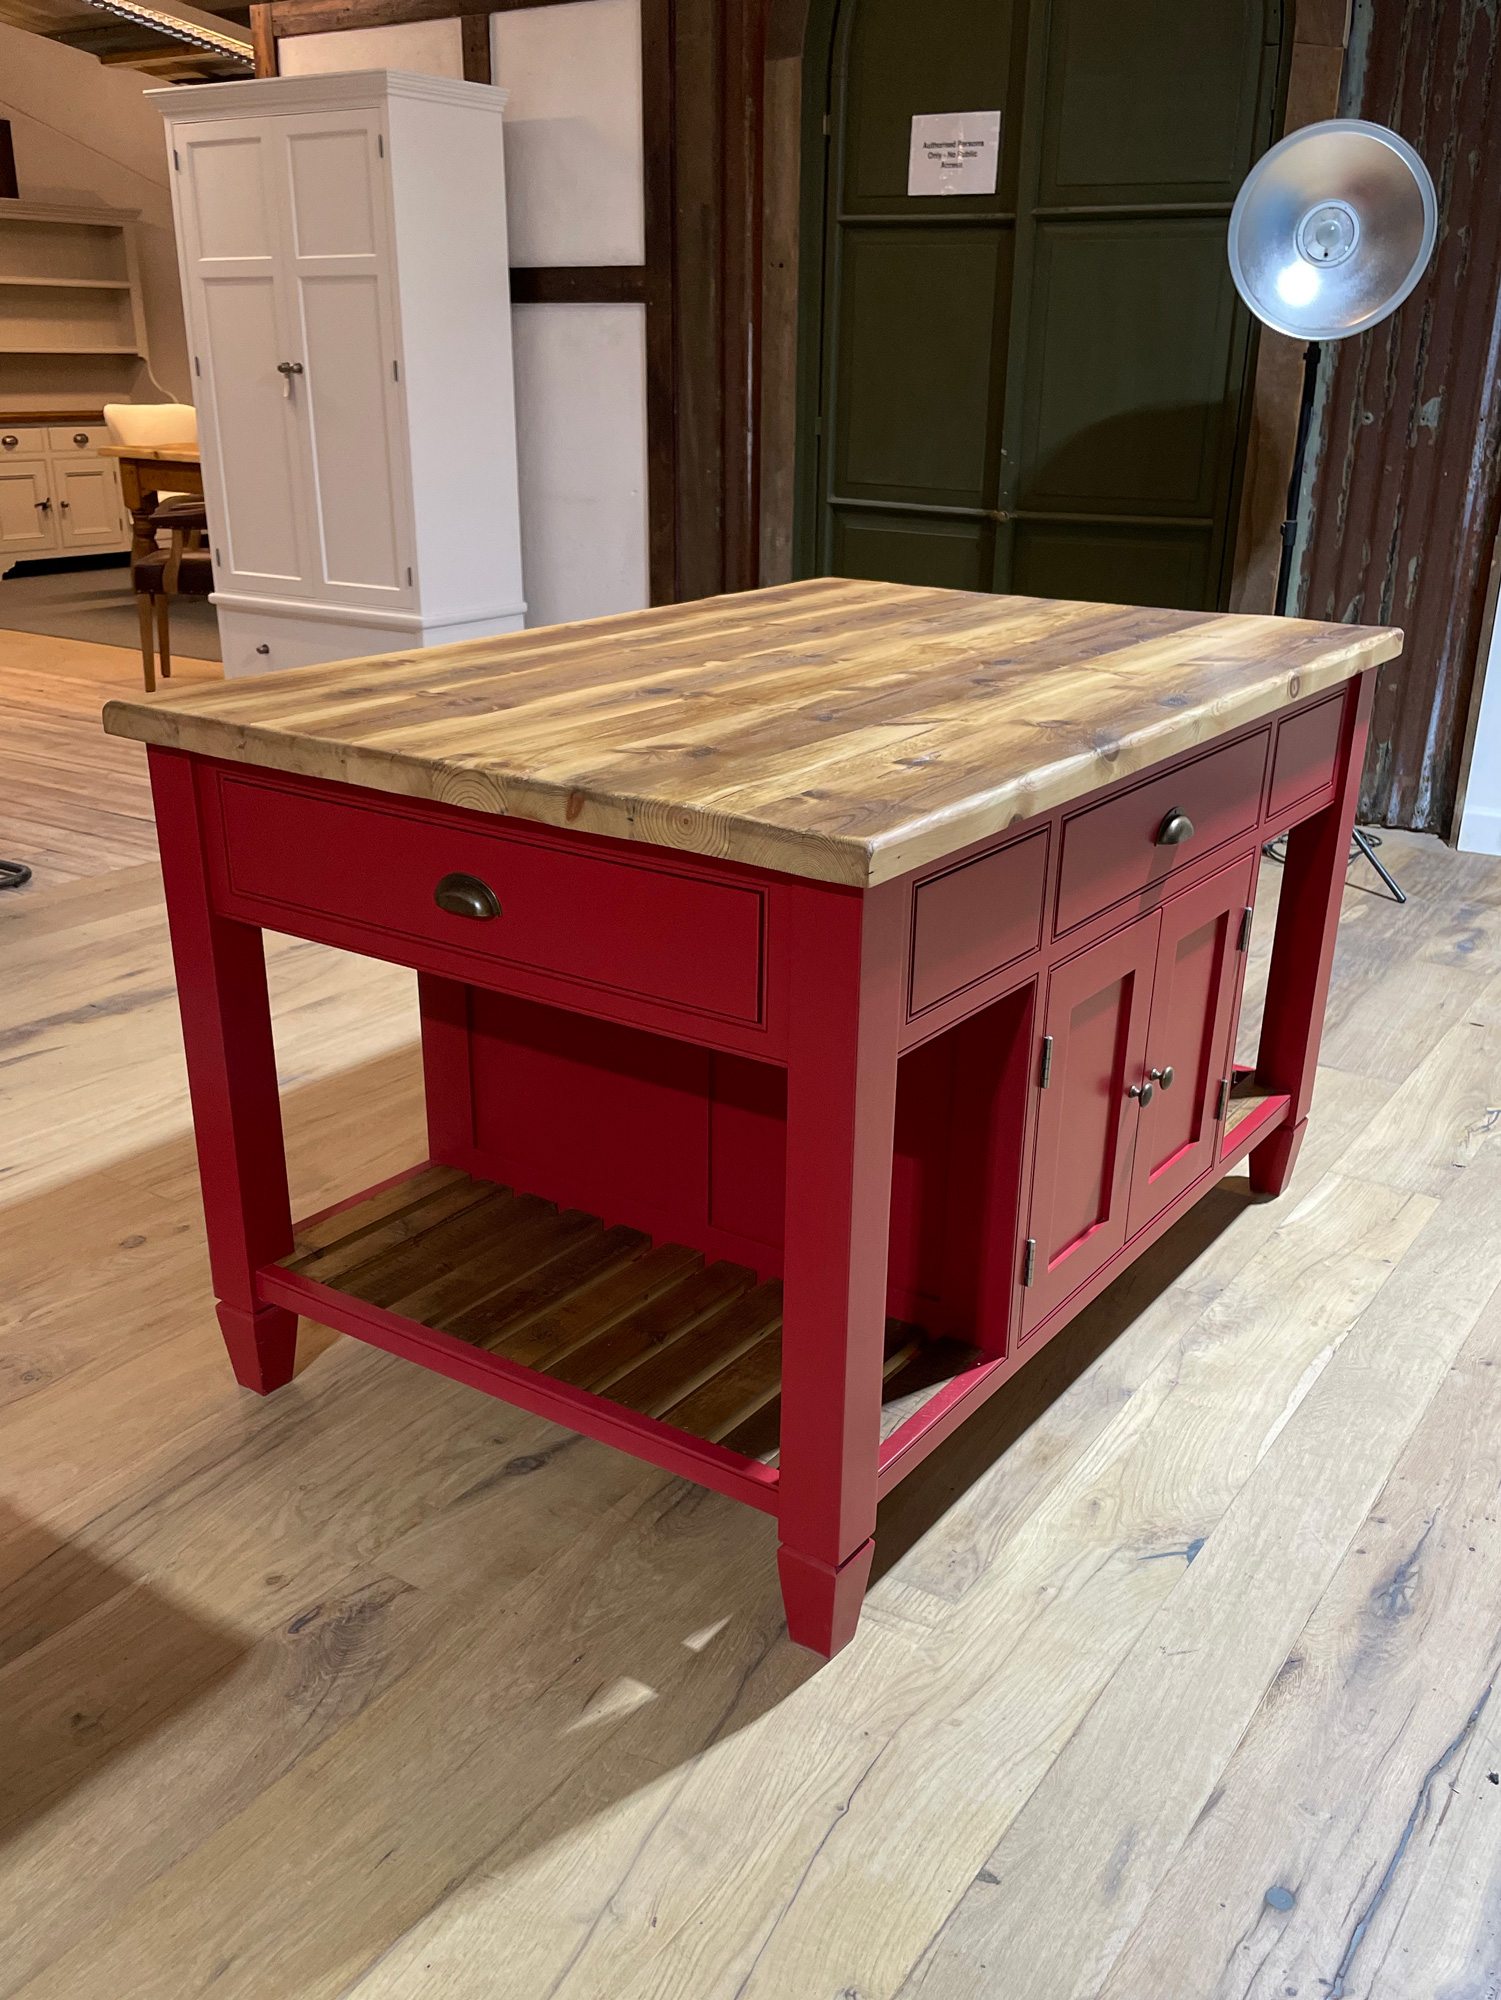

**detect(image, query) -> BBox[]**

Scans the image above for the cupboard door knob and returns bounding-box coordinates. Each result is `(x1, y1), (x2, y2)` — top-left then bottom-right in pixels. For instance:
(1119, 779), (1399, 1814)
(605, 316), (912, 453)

(1129, 1079), (1154, 1106)
(1, 434), (16, 448)
(255, 644), (270, 654)
(1150, 1065), (1175, 1090)
(434, 871), (501, 921)
(1156, 809), (1195, 846)
(73, 432), (90, 446)
(276, 360), (304, 376)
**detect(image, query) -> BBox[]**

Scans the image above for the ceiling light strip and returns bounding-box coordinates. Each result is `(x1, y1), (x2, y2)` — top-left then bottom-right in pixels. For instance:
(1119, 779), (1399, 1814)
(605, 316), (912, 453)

(81, 0), (255, 63)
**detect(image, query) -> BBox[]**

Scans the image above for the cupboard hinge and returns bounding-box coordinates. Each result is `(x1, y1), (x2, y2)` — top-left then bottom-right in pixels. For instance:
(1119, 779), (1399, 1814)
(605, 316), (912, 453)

(822, 111), (831, 136)
(1215, 1076), (1230, 1121)
(392, 359), (399, 382)
(173, 148), (181, 170)
(1237, 905), (1254, 952)
(1022, 1238), (1037, 1287)
(378, 133), (385, 157)
(1039, 1033), (1053, 1088)
(193, 355), (200, 377)
(406, 566), (413, 585)
(214, 547), (221, 565)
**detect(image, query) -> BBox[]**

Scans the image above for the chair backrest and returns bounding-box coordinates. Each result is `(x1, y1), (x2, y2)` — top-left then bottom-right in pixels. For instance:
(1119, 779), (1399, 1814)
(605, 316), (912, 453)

(103, 403), (199, 449)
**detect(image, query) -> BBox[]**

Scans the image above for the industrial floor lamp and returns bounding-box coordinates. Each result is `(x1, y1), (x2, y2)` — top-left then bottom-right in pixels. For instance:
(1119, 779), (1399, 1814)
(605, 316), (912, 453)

(1229, 118), (1439, 905)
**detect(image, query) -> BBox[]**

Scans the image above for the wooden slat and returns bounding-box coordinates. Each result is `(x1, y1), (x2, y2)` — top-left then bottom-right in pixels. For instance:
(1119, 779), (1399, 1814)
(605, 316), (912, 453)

(603, 1283), (784, 1419)
(382, 1205), (601, 1327)
(544, 1261), (757, 1393)
(334, 1189), (523, 1307)
(279, 1174), (495, 1282)
(441, 1224), (653, 1348)
(290, 1165), (462, 1254)
(100, 580), (1403, 888)
(662, 1325), (784, 1441)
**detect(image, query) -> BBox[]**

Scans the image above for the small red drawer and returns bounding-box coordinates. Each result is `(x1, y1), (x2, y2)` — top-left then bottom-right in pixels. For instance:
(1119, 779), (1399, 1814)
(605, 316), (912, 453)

(909, 828), (1048, 1015)
(1055, 728), (1270, 936)
(1268, 691), (1344, 821)
(211, 773), (765, 1024)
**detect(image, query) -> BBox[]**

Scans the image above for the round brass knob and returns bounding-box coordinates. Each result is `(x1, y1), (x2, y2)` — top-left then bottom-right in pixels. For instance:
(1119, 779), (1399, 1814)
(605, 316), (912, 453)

(1156, 809), (1195, 846)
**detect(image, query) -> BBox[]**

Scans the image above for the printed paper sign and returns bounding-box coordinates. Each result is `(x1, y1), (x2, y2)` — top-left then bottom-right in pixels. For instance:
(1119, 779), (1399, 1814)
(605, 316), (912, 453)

(907, 111), (1002, 197)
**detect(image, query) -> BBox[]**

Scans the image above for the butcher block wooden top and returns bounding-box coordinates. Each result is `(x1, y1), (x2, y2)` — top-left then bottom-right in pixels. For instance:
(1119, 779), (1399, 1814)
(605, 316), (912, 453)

(102, 579), (1402, 888)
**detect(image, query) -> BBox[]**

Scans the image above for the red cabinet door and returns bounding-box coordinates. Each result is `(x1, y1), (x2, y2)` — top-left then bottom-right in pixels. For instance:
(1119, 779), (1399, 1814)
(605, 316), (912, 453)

(1126, 854), (1255, 1235)
(1021, 909), (1160, 1339)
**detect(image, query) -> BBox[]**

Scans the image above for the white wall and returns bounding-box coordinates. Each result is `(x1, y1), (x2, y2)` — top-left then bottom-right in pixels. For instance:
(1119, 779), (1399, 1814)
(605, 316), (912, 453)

(1459, 604), (1501, 854)
(0, 22), (191, 401)
(274, 2), (650, 631)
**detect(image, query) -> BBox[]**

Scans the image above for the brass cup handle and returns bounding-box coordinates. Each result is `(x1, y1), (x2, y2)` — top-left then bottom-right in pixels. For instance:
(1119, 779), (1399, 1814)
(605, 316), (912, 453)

(1128, 1079), (1154, 1107)
(1149, 1065), (1175, 1090)
(434, 871), (501, 921)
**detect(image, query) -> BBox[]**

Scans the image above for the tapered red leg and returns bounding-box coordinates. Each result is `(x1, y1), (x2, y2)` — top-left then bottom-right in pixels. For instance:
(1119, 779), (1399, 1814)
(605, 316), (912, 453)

(217, 1300), (299, 1392)
(148, 747), (297, 1390)
(1253, 670), (1375, 1195)
(776, 878), (903, 1658)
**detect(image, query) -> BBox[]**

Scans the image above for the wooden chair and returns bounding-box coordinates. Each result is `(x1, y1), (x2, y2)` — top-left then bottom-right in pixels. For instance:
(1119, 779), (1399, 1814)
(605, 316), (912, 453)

(134, 498), (211, 692)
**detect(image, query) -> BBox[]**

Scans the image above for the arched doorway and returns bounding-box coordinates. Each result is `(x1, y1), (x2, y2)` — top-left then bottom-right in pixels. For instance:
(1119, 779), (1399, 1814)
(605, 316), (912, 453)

(795, 0), (1290, 610)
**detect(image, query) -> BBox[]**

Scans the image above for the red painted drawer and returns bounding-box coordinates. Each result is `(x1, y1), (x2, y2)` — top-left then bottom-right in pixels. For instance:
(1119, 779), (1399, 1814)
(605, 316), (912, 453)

(211, 772), (766, 1024)
(1268, 691), (1344, 821)
(1055, 728), (1270, 936)
(909, 828), (1048, 1016)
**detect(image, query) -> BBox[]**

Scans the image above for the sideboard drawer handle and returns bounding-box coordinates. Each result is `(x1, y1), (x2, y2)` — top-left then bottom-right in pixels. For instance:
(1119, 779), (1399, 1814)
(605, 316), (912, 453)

(73, 431), (90, 446)
(434, 871), (501, 921)
(1156, 809), (1195, 846)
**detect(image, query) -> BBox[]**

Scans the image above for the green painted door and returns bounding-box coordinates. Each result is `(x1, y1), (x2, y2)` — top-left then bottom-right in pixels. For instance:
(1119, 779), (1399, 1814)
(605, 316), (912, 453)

(799, 0), (1287, 610)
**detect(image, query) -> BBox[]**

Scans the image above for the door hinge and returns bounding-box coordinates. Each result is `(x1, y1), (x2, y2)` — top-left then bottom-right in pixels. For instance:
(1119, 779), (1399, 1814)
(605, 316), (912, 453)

(1039, 1034), (1053, 1088)
(406, 566), (413, 585)
(193, 355), (200, 377)
(173, 148), (181, 170)
(392, 359), (399, 382)
(1022, 1238), (1037, 1287)
(214, 547), (221, 565)
(1215, 1076), (1230, 1121)
(377, 133), (385, 157)
(822, 111), (831, 136)
(1237, 905), (1254, 952)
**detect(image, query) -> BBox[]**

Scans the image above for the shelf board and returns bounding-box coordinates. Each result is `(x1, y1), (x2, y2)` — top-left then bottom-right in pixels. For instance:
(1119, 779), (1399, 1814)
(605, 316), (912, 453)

(0, 277), (133, 291)
(270, 1164), (926, 1461)
(0, 344), (142, 356)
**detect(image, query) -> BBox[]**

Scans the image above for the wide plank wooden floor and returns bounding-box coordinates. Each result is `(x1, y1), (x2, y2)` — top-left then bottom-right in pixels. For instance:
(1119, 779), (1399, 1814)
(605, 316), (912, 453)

(3, 630), (1501, 1998)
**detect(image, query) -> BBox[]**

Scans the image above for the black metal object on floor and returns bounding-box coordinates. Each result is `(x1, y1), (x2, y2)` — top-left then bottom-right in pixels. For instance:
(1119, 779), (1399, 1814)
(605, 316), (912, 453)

(0, 859), (31, 891)
(1261, 828), (1406, 904)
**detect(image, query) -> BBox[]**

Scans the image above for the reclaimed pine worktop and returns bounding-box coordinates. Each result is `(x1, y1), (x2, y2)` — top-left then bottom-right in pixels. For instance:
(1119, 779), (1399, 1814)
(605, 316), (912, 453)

(102, 577), (1401, 887)
(107, 578), (1404, 1658)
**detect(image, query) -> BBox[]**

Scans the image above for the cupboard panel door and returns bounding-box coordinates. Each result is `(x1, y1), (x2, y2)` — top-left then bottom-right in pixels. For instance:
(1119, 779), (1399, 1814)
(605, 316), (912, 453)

(0, 458), (56, 555)
(281, 112), (413, 609)
(1126, 852), (1255, 1233)
(175, 119), (311, 593)
(55, 460), (124, 549)
(1021, 907), (1158, 1338)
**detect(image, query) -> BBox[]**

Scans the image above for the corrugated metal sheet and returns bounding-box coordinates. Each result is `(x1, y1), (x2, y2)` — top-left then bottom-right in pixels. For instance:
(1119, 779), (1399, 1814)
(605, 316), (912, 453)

(1295, 0), (1501, 834)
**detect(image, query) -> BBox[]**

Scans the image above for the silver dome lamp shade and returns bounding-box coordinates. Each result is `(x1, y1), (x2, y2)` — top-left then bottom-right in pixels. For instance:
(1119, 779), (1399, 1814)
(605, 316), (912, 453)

(1228, 118), (1437, 342)
(1229, 118), (1438, 905)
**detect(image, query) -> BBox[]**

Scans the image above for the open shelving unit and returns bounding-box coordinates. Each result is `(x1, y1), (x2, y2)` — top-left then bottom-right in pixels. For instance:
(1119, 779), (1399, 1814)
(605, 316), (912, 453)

(0, 201), (151, 413)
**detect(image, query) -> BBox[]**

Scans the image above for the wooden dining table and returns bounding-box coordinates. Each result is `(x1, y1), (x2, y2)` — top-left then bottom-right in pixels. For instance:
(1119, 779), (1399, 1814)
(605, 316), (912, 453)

(97, 442), (204, 561)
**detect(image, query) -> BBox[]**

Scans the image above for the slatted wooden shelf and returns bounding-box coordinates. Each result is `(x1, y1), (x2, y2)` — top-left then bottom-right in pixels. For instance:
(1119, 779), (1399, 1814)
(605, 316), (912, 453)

(279, 1166), (924, 1453)
(1224, 1067), (1284, 1138)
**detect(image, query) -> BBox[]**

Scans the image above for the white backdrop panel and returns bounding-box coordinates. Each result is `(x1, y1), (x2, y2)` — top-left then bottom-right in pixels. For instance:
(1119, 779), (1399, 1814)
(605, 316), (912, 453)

(512, 301), (648, 627)
(277, 21), (464, 79)
(491, 0), (644, 266)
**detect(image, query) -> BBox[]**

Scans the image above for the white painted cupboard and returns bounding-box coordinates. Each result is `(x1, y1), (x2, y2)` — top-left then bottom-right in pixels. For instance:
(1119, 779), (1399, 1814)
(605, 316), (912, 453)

(152, 70), (525, 678)
(0, 424), (129, 560)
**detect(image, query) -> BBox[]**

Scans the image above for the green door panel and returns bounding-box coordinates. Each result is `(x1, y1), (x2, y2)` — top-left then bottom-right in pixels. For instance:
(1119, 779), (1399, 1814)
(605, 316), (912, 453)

(832, 229), (1011, 506)
(798, 0), (1288, 614)
(1037, 0), (1275, 205)
(1012, 521), (1210, 611)
(1017, 221), (1241, 514)
(833, 510), (990, 591)
(840, 0), (1023, 214)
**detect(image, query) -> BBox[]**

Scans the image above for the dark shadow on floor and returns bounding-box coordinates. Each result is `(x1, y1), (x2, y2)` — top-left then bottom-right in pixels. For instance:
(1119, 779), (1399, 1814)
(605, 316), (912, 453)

(0, 1502), (250, 1848)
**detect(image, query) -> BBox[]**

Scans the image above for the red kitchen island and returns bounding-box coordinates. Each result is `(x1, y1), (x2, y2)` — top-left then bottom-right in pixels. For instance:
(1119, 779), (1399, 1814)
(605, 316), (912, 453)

(103, 578), (1402, 1657)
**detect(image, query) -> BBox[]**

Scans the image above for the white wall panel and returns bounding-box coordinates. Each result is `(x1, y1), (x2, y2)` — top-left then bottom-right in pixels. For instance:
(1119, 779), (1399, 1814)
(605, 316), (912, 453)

(277, 20), (464, 79)
(491, 0), (644, 267)
(512, 302), (648, 628)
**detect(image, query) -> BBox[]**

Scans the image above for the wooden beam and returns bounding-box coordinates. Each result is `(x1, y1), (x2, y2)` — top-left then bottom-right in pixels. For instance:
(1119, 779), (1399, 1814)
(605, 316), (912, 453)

(459, 11), (490, 82)
(508, 266), (649, 305)
(641, 0), (678, 606)
(269, 0), (581, 34)
(250, 0), (277, 73)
